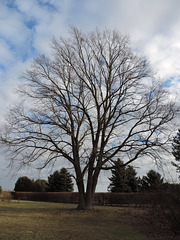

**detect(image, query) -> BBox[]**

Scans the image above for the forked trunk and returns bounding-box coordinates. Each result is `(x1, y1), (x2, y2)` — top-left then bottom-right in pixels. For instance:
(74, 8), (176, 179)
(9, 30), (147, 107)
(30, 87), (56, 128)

(77, 171), (99, 210)
(76, 178), (95, 210)
(77, 179), (95, 210)
(76, 161), (100, 210)
(77, 191), (94, 210)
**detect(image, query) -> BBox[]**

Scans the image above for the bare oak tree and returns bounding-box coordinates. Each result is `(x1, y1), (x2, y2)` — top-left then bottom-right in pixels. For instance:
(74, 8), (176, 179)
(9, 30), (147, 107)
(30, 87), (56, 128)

(0, 27), (177, 209)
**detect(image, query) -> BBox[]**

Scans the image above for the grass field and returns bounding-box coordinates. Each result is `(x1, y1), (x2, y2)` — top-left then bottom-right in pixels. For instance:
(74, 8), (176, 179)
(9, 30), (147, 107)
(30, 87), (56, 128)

(0, 201), (167, 240)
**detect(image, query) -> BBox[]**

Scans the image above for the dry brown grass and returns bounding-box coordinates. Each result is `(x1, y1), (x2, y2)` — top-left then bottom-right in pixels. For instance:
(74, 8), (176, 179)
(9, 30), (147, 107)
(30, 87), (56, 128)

(0, 201), (156, 240)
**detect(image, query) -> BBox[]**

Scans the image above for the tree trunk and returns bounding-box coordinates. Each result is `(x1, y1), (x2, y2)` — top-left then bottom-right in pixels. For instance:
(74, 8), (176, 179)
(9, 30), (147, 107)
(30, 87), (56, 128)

(85, 191), (95, 209)
(77, 189), (86, 210)
(77, 183), (94, 210)
(76, 178), (95, 210)
(78, 170), (100, 210)
(75, 166), (86, 210)
(77, 191), (94, 210)
(75, 161), (100, 210)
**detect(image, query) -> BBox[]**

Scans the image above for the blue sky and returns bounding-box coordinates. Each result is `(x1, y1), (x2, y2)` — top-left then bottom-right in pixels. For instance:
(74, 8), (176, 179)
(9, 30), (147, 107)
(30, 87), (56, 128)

(0, 0), (180, 191)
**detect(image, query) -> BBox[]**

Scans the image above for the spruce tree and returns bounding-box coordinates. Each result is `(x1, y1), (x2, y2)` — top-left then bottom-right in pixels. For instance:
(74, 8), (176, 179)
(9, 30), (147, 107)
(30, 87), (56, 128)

(140, 170), (164, 192)
(108, 160), (139, 192)
(48, 168), (74, 192)
(172, 129), (180, 172)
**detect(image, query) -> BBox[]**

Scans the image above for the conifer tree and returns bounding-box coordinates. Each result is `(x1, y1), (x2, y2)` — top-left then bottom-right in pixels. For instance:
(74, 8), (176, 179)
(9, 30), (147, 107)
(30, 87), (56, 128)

(140, 170), (164, 192)
(48, 168), (74, 192)
(172, 129), (180, 173)
(108, 160), (139, 192)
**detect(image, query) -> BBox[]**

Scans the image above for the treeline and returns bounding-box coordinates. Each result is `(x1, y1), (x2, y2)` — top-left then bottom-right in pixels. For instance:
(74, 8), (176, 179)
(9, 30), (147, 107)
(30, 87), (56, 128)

(108, 159), (180, 193)
(14, 162), (180, 193)
(14, 168), (74, 192)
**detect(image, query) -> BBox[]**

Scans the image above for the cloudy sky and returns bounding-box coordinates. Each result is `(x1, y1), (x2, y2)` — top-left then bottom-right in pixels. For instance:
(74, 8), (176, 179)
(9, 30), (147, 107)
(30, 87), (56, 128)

(0, 0), (180, 191)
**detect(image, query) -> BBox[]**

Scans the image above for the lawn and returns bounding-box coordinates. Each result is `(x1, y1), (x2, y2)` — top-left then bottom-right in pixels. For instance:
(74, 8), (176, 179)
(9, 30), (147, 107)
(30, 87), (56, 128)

(0, 201), (162, 240)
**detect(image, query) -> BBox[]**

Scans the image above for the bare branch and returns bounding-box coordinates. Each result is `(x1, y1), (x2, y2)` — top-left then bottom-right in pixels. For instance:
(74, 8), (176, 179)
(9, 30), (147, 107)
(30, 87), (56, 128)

(0, 27), (178, 209)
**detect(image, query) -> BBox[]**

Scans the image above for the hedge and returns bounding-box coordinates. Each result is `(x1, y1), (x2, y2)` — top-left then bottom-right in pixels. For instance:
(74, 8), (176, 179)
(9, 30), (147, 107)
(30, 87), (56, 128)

(11, 192), (79, 204)
(11, 191), (171, 207)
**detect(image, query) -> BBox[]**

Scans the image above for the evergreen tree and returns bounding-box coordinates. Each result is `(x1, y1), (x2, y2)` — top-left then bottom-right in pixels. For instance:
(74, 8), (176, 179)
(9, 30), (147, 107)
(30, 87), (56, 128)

(48, 168), (74, 192)
(172, 129), (180, 173)
(108, 160), (139, 192)
(140, 170), (164, 192)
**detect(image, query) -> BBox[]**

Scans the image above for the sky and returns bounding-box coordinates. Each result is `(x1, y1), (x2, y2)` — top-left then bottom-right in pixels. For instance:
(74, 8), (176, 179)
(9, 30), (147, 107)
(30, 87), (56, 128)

(0, 0), (180, 191)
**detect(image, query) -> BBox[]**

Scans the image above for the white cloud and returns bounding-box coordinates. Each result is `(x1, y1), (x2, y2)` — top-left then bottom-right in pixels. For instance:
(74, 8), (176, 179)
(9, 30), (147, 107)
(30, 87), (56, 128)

(98, 0), (180, 83)
(0, 3), (29, 45)
(144, 32), (180, 79)
(0, 39), (14, 66)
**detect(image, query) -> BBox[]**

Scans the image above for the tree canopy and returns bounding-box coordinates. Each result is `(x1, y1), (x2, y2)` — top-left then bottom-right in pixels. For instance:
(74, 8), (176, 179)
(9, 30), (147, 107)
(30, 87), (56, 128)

(14, 176), (34, 192)
(0, 27), (178, 209)
(140, 170), (164, 192)
(172, 129), (180, 174)
(108, 159), (139, 192)
(48, 168), (74, 192)
(33, 179), (48, 192)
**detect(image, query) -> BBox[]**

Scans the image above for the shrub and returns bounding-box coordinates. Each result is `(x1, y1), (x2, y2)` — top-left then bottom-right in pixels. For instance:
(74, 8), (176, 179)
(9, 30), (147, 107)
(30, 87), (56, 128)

(14, 176), (34, 192)
(150, 187), (180, 235)
(33, 179), (48, 192)
(1, 191), (12, 203)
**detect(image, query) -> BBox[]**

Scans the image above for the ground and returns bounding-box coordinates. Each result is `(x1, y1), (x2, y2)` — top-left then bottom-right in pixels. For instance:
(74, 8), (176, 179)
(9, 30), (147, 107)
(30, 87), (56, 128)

(0, 201), (179, 240)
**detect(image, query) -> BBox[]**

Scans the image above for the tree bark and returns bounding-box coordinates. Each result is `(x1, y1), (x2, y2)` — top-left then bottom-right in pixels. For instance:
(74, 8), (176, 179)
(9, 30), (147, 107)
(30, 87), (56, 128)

(77, 177), (94, 210)
(75, 164), (86, 210)
(76, 168), (98, 210)
(77, 190), (86, 210)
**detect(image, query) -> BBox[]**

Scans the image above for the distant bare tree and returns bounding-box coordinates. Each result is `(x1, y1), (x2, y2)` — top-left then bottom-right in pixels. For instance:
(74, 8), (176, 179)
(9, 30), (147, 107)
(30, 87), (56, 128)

(0, 27), (177, 209)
